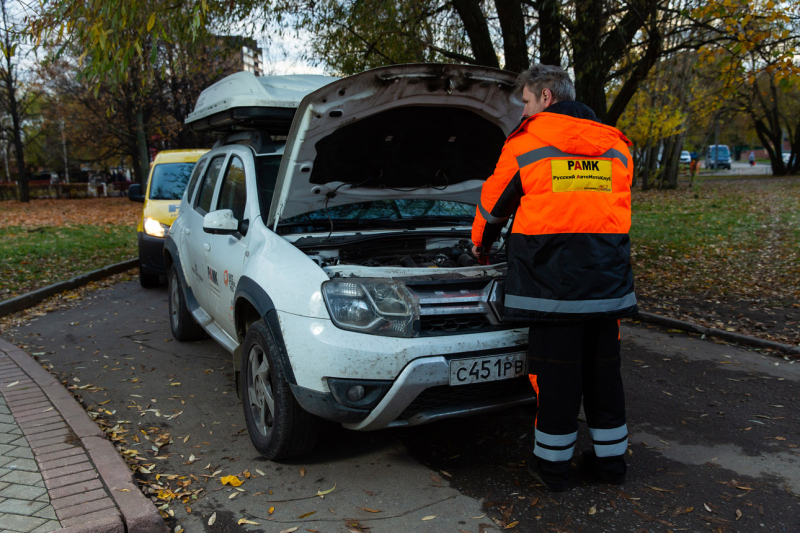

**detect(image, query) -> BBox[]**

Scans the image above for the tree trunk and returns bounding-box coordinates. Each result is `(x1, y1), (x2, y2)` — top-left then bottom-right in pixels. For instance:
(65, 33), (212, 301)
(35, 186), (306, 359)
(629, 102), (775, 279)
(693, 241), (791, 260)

(536, 0), (561, 66)
(495, 0), (527, 72)
(135, 110), (149, 186)
(452, 0), (499, 68)
(661, 130), (685, 189)
(570, 0), (607, 119)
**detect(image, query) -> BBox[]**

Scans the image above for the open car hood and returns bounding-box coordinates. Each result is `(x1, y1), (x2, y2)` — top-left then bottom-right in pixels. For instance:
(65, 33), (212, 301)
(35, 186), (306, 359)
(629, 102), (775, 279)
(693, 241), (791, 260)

(266, 64), (523, 227)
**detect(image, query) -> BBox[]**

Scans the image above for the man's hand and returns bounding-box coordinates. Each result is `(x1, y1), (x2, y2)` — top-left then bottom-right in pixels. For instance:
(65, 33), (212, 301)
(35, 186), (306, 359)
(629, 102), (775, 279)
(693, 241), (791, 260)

(471, 244), (490, 265)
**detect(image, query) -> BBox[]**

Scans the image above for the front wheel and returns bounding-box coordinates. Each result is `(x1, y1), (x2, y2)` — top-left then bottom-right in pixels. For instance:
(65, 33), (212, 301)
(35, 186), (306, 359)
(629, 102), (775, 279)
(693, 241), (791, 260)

(168, 265), (205, 341)
(241, 320), (320, 460)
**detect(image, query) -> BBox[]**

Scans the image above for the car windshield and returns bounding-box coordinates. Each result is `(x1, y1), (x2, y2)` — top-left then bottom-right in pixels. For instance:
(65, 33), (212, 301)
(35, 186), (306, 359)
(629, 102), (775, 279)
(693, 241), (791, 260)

(681, 151), (690, 156)
(282, 199), (475, 224)
(149, 162), (196, 200)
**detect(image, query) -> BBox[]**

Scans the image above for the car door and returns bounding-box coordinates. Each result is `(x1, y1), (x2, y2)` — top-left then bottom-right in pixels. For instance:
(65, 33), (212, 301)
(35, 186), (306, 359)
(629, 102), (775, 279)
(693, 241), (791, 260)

(183, 153), (228, 313)
(204, 149), (253, 337)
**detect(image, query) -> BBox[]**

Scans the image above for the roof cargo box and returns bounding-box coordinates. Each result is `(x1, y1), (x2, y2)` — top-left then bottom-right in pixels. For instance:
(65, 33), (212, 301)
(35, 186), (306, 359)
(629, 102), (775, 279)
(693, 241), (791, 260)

(185, 71), (338, 135)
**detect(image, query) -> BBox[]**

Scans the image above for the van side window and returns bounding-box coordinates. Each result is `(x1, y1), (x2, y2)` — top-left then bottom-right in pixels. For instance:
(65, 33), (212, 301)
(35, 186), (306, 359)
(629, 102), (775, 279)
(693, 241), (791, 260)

(184, 158), (208, 204)
(195, 155), (226, 214)
(217, 156), (247, 222)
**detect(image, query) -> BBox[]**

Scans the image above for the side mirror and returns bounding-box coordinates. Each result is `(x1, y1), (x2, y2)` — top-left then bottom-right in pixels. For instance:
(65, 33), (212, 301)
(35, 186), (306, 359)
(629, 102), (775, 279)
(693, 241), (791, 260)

(203, 209), (238, 235)
(128, 183), (144, 203)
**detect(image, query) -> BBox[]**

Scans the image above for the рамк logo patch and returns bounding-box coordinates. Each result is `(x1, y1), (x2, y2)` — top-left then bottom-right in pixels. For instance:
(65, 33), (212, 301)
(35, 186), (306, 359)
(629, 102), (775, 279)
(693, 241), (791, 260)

(551, 159), (613, 193)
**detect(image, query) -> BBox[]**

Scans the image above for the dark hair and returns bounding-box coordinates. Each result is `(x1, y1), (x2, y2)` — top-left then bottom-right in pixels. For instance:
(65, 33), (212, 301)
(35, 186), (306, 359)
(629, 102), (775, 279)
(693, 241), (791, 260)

(516, 64), (575, 102)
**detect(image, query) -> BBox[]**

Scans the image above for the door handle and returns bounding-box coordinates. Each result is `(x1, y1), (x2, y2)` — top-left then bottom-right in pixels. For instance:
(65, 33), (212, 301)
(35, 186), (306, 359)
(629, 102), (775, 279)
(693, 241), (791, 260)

(203, 243), (211, 251)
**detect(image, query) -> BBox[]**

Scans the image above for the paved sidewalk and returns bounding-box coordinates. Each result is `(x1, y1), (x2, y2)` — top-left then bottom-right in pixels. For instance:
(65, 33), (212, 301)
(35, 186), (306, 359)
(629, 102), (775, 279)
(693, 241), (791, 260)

(0, 341), (166, 533)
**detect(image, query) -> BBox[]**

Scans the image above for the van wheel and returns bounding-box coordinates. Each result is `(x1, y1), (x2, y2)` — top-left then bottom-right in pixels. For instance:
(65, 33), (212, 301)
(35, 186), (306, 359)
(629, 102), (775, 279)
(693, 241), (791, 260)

(241, 320), (320, 461)
(168, 265), (205, 341)
(139, 267), (160, 288)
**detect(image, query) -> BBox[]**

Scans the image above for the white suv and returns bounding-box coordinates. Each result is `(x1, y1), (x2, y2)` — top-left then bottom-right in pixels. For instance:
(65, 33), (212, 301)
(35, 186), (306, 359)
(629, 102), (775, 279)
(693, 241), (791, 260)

(165, 65), (532, 460)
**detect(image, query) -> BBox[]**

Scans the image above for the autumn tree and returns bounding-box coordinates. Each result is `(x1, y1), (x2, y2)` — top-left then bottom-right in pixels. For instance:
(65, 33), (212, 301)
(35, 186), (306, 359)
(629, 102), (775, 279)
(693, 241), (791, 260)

(0, 0), (36, 201)
(692, 0), (800, 176)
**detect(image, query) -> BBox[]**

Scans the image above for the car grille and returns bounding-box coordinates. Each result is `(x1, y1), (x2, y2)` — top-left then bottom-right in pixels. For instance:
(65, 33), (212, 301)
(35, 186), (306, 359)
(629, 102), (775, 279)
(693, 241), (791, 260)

(420, 313), (491, 334)
(407, 278), (513, 337)
(397, 376), (534, 420)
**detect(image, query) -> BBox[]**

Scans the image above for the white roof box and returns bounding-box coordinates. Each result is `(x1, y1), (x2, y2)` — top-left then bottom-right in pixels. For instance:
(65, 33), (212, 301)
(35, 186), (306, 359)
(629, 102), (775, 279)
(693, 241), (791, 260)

(185, 71), (339, 134)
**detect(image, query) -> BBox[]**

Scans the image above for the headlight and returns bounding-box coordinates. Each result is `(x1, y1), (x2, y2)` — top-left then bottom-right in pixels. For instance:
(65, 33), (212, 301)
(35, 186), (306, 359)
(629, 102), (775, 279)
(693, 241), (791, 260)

(322, 279), (419, 338)
(143, 217), (169, 238)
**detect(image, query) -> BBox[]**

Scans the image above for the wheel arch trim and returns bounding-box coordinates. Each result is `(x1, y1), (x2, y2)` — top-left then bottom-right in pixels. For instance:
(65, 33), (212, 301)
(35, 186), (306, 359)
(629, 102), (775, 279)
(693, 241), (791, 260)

(235, 276), (297, 385)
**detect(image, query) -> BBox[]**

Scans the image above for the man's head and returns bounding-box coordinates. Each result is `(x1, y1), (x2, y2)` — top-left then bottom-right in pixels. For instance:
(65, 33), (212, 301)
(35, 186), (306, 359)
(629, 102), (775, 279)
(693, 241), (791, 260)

(517, 64), (576, 119)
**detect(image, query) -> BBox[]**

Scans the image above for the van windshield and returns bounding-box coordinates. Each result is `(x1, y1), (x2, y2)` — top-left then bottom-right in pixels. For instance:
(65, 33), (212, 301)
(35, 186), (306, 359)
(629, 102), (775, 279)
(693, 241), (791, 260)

(709, 146), (730, 159)
(149, 163), (196, 200)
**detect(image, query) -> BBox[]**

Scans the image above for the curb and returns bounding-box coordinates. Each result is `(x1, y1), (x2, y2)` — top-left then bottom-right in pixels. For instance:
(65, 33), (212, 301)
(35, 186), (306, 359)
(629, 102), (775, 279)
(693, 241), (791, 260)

(0, 258), (138, 319)
(635, 311), (800, 355)
(0, 338), (168, 533)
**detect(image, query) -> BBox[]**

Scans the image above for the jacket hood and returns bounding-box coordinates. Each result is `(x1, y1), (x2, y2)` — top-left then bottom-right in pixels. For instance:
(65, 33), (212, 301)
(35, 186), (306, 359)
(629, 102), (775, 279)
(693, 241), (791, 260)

(520, 112), (632, 157)
(266, 64), (524, 227)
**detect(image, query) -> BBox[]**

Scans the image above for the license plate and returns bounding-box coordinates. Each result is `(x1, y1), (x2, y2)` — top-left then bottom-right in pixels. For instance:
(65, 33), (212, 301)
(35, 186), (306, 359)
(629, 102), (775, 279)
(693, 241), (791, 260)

(449, 353), (526, 386)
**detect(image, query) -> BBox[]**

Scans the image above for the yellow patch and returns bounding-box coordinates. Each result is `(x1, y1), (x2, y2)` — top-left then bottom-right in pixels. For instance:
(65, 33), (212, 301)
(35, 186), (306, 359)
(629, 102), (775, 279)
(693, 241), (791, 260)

(550, 159), (612, 193)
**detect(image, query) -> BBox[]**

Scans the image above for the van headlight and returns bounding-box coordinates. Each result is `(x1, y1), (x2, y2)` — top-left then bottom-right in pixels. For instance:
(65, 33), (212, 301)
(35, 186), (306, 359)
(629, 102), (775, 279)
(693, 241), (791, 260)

(322, 279), (419, 338)
(144, 217), (169, 238)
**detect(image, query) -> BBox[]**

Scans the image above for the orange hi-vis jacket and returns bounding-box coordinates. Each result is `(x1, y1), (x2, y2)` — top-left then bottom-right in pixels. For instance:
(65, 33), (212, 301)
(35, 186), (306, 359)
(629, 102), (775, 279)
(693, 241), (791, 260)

(472, 108), (637, 321)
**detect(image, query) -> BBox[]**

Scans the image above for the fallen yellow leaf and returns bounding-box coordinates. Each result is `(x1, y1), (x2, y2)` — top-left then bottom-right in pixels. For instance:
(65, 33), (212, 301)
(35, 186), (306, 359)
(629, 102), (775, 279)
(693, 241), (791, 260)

(238, 518), (259, 525)
(421, 515), (436, 521)
(221, 475), (243, 487)
(300, 467), (306, 477)
(279, 528), (298, 533)
(269, 507), (275, 515)
(359, 508), (381, 513)
(298, 511), (316, 518)
(316, 484), (336, 497)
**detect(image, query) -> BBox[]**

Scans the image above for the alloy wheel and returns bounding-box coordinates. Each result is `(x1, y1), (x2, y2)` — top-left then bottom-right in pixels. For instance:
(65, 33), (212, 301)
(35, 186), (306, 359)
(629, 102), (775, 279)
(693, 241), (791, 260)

(247, 345), (275, 437)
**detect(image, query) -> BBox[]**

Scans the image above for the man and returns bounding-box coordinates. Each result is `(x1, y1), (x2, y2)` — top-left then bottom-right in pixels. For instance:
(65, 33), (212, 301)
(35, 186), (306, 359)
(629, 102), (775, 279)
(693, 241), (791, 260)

(471, 64), (637, 491)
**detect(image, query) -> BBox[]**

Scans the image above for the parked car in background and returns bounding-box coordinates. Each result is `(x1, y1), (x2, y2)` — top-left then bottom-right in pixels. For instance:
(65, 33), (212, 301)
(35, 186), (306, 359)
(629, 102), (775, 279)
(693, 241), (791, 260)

(782, 151), (796, 167)
(165, 66), (534, 461)
(680, 150), (691, 164)
(129, 149), (209, 287)
(705, 145), (731, 170)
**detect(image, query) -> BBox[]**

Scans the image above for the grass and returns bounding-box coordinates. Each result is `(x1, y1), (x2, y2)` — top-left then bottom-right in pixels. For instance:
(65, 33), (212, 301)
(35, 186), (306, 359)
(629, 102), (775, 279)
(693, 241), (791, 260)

(631, 178), (800, 307)
(0, 198), (139, 301)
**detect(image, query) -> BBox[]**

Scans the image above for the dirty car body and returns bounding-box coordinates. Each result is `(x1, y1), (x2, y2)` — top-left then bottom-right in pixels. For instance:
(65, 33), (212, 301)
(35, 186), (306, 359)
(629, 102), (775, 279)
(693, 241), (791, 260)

(165, 65), (533, 459)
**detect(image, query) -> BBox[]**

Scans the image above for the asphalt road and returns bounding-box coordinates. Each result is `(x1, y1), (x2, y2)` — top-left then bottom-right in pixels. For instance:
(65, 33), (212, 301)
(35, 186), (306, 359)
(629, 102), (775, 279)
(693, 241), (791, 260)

(2, 280), (799, 532)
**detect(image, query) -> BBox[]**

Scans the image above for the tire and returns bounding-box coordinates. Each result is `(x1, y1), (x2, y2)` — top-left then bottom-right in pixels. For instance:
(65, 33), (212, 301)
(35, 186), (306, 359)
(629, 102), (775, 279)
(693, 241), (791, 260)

(241, 319), (320, 461)
(139, 266), (160, 288)
(168, 265), (206, 341)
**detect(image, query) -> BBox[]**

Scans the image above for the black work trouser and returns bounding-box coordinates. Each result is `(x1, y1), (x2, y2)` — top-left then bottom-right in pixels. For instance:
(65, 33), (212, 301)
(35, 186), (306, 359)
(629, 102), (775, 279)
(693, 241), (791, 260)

(527, 318), (627, 483)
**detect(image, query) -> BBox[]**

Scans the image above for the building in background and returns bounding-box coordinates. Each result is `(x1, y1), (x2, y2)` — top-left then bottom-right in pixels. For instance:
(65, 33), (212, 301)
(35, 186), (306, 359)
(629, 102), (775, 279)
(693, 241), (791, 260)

(214, 36), (265, 77)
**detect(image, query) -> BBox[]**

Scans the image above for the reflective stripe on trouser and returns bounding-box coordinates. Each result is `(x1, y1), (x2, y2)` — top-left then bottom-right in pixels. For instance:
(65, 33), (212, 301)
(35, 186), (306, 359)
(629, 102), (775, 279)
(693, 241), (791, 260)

(534, 429), (577, 462)
(589, 424), (628, 457)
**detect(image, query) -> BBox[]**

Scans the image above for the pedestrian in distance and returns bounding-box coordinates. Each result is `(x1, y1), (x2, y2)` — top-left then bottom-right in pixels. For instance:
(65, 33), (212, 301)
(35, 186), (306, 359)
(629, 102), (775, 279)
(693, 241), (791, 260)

(749, 151), (756, 166)
(690, 157), (698, 178)
(471, 64), (637, 491)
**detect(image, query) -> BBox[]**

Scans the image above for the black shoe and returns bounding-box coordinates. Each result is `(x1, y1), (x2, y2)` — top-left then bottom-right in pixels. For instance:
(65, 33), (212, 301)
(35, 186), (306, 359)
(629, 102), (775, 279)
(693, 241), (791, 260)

(580, 450), (626, 485)
(527, 459), (569, 492)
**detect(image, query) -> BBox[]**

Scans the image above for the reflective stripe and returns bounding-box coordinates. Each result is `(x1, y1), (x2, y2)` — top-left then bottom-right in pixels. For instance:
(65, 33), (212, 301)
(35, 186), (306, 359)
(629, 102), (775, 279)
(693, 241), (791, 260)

(516, 146), (629, 169)
(478, 202), (510, 225)
(505, 292), (637, 314)
(535, 442), (575, 462)
(594, 438), (628, 458)
(535, 429), (577, 447)
(589, 424), (628, 442)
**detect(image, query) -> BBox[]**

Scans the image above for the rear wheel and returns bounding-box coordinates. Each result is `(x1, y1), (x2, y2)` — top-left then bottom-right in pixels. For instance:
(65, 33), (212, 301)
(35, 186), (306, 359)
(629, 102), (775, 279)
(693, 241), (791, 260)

(168, 265), (205, 341)
(139, 266), (160, 288)
(241, 320), (320, 460)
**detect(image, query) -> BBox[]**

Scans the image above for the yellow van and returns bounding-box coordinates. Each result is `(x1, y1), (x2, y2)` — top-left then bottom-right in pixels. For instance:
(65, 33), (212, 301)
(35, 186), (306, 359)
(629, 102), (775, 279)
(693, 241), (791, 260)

(129, 149), (209, 287)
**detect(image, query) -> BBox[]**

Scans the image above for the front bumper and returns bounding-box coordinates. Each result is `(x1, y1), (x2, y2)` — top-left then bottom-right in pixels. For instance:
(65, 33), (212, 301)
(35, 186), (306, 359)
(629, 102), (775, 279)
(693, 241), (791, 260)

(342, 354), (536, 430)
(137, 232), (167, 275)
(277, 311), (532, 430)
